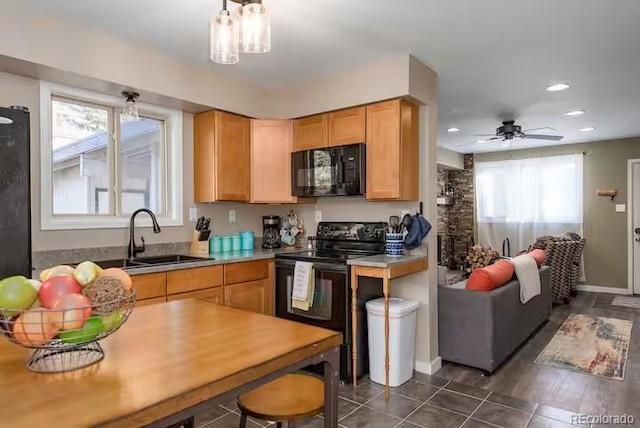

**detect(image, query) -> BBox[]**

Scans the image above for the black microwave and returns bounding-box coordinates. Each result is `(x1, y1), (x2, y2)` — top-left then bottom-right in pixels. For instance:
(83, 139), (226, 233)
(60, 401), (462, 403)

(291, 143), (366, 197)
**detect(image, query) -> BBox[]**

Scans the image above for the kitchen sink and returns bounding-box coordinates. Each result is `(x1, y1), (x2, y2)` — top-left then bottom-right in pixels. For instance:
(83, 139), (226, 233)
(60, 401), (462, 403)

(94, 254), (210, 269)
(133, 254), (209, 265)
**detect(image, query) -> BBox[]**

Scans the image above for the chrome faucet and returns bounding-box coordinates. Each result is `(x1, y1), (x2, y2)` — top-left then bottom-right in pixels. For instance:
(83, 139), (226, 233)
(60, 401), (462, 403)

(128, 208), (161, 259)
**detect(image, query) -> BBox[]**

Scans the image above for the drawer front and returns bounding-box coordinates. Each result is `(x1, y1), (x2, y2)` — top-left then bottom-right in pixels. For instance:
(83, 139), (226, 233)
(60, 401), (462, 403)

(225, 260), (269, 285)
(167, 265), (224, 295)
(167, 286), (223, 304)
(135, 296), (167, 308)
(131, 273), (167, 300)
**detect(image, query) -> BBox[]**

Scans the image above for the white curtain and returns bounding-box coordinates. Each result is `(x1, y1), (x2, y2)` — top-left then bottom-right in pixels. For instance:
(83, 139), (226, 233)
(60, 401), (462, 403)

(475, 154), (584, 255)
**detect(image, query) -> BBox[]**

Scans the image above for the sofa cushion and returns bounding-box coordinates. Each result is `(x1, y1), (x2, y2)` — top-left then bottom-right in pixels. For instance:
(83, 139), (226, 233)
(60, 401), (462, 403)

(466, 260), (515, 291)
(528, 249), (546, 267)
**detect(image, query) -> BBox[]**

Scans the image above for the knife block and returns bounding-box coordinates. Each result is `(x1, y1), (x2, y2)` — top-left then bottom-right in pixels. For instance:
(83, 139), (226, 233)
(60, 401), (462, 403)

(190, 231), (209, 256)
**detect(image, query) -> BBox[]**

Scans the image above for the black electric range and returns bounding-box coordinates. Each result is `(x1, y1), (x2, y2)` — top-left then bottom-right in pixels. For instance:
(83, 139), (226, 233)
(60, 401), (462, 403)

(274, 222), (387, 382)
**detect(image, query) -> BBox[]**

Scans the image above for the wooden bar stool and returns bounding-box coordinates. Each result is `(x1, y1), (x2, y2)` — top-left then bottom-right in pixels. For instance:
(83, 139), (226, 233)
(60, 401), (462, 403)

(237, 373), (324, 428)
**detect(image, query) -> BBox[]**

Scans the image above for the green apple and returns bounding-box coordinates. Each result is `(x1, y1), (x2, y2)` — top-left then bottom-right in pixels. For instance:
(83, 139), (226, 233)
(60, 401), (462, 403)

(0, 276), (38, 317)
(99, 309), (124, 331)
(58, 316), (105, 345)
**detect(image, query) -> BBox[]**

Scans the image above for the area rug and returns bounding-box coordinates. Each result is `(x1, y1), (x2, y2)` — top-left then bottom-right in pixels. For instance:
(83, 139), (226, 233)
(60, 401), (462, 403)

(612, 296), (640, 309)
(534, 313), (632, 380)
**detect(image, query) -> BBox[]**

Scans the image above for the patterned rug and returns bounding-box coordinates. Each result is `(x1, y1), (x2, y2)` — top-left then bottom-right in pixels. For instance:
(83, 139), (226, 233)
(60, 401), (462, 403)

(612, 296), (640, 309)
(534, 313), (632, 380)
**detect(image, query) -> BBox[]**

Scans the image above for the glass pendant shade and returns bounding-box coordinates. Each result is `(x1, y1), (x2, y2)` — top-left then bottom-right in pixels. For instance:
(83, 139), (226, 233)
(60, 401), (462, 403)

(240, 2), (271, 54)
(121, 99), (139, 122)
(211, 11), (239, 64)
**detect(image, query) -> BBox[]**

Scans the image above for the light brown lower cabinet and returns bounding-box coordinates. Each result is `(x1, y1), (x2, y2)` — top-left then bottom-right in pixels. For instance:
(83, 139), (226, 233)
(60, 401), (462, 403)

(167, 287), (224, 304)
(224, 279), (273, 316)
(130, 260), (274, 315)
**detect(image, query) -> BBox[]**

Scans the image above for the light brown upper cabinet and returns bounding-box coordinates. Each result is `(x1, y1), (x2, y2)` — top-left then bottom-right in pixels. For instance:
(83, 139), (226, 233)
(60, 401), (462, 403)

(293, 114), (328, 151)
(366, 99), (419, 201)
(251, 120), (297, 203)
(194, 110), (251, 202)
(328, 107), (366, 147)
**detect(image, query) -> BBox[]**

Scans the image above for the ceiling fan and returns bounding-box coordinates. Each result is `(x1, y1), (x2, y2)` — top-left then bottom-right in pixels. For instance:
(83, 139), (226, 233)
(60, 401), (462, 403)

(474, 120), (564, 142)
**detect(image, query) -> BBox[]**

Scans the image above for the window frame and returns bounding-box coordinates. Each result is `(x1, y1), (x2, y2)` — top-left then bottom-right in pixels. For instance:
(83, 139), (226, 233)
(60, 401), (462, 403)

(40, 81), (183, 230)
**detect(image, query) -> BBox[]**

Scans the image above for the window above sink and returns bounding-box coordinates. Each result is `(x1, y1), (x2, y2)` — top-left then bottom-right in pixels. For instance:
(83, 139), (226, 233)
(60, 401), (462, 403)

(39, 81), (184, 230)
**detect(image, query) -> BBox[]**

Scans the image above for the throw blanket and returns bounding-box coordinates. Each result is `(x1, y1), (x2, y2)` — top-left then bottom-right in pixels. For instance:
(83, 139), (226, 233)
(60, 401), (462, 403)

(510, 254), (540, 303)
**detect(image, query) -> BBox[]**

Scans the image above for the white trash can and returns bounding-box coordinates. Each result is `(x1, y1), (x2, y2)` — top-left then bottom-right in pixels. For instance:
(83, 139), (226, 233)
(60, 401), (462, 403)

(366, 298), (420, 387)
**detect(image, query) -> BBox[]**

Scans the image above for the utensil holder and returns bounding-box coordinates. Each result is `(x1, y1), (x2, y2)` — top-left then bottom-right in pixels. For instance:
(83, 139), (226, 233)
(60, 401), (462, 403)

(385, 233), (404, 257)
(190, 231), (209, 256)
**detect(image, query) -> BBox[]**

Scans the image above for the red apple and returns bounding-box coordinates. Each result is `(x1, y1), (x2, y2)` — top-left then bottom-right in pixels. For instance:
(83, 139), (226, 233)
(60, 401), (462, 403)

(51, 294), (92, 331)
(13, 308), (59, 347)
(38, 275), (81, 308)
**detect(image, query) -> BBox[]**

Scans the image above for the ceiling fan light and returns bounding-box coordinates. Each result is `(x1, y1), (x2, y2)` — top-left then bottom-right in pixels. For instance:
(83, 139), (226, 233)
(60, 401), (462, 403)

(211, 10), (240, 65)
(239, 2), (271, 54)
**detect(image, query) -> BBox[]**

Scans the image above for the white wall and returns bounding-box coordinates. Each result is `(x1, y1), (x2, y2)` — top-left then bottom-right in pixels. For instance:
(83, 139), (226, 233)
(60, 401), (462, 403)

(438, 147), (464, 170)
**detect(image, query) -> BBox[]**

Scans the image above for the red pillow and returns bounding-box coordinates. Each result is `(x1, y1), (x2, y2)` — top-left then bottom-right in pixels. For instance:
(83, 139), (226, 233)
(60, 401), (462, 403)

(466, 260), (515, 291)
(528, 249), (546, 267)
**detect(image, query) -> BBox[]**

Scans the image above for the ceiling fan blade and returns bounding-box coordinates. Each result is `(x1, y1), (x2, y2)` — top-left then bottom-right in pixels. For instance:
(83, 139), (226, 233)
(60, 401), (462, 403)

(523, 134), (564, 141)
(473, 133), (496, 137)
(523, 127), (557, 133)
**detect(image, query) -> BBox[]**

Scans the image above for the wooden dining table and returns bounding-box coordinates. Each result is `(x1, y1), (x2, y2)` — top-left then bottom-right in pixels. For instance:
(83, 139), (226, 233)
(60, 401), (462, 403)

(0, 299), (342, 427)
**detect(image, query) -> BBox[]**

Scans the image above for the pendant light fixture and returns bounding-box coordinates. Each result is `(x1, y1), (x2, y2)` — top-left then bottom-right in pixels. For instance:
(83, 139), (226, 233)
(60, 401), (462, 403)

(237, 0), (271, 54)
(121, 91), (140, 122)
(210, 0), (270, 64)
(210, 0), (240, 65)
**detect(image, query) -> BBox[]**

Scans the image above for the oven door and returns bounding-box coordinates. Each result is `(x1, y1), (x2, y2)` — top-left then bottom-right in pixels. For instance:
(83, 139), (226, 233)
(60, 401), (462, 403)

(275, 259), (347, 331)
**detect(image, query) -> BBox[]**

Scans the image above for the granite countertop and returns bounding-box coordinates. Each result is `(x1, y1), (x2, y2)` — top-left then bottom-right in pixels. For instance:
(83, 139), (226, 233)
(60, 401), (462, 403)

(347, 253), (428, 269)
(125, 248), (292, 276)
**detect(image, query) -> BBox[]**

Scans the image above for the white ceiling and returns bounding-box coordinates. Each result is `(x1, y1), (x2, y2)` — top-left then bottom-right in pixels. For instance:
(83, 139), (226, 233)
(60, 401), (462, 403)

(23, 0), (640, 153)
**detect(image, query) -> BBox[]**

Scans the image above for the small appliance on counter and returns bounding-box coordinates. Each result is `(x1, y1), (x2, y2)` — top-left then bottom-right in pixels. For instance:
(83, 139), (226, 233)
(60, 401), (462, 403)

(262, 215), (282, 249)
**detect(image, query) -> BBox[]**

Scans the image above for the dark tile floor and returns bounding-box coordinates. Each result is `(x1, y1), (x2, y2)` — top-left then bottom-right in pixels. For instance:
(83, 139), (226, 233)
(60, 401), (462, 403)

(195, 292), (639, 428)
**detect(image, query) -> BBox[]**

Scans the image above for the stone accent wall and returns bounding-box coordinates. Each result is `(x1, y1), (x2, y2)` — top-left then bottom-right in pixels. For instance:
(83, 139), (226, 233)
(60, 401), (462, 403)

(437, 154), (475, 268)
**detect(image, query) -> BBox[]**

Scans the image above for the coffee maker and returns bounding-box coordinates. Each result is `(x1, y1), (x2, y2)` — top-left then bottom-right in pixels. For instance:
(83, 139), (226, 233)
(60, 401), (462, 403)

(262, 216), (282, 249)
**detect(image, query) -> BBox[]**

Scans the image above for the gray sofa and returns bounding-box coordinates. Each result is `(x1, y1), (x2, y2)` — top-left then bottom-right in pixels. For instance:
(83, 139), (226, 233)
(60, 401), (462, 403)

(438, 267), (551, 373)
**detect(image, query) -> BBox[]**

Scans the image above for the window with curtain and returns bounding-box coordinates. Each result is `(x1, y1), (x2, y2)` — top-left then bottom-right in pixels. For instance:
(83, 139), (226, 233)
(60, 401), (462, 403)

(475, 153), (584, 253)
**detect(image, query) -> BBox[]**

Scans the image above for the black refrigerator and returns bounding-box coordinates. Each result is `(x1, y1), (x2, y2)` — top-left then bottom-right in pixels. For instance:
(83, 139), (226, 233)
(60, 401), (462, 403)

(0, 106), (31, 278)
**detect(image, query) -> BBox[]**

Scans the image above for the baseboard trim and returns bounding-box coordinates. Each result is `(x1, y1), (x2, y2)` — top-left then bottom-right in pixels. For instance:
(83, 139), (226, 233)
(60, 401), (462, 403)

(576, 285), (630, 295)
(415, 357), (442, 375)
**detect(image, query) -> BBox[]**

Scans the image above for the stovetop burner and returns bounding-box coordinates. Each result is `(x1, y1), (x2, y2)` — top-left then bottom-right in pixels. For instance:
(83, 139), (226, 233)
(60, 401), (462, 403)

(275, 222), (387, 264)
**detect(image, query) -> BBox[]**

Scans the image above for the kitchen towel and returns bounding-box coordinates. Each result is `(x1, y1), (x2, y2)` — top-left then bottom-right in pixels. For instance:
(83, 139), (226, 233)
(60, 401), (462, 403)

(510, 254), (541, 304)
(292, 261), (315, 311)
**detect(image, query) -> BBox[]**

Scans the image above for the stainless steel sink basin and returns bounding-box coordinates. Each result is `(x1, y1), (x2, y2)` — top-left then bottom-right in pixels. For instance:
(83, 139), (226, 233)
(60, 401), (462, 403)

(94, 254), (210, 270)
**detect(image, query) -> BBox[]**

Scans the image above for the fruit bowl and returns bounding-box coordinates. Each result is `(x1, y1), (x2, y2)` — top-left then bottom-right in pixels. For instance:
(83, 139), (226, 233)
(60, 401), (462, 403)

(0, 263), (137, 373)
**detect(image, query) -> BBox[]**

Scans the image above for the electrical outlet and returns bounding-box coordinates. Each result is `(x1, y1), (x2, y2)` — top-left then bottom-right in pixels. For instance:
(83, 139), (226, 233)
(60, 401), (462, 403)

(315, 210), (322, 222)
(189, 207), (198, 222)
(616, 204), (626, 213)
(229, 210), (236, 223)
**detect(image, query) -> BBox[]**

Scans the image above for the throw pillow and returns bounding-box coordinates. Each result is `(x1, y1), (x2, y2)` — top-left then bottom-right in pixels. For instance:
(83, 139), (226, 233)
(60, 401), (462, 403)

(466, 260), (515, 291)
(528, 249), (546, 267)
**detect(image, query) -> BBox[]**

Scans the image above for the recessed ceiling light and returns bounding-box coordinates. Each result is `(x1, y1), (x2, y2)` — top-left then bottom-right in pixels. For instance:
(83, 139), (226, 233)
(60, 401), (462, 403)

(564, 110), (585, 116)
(475, 139), (489, 143)
(546, 83), (570, 92)
(447, 127), (460, 133)
(580, 127), (596, 132)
